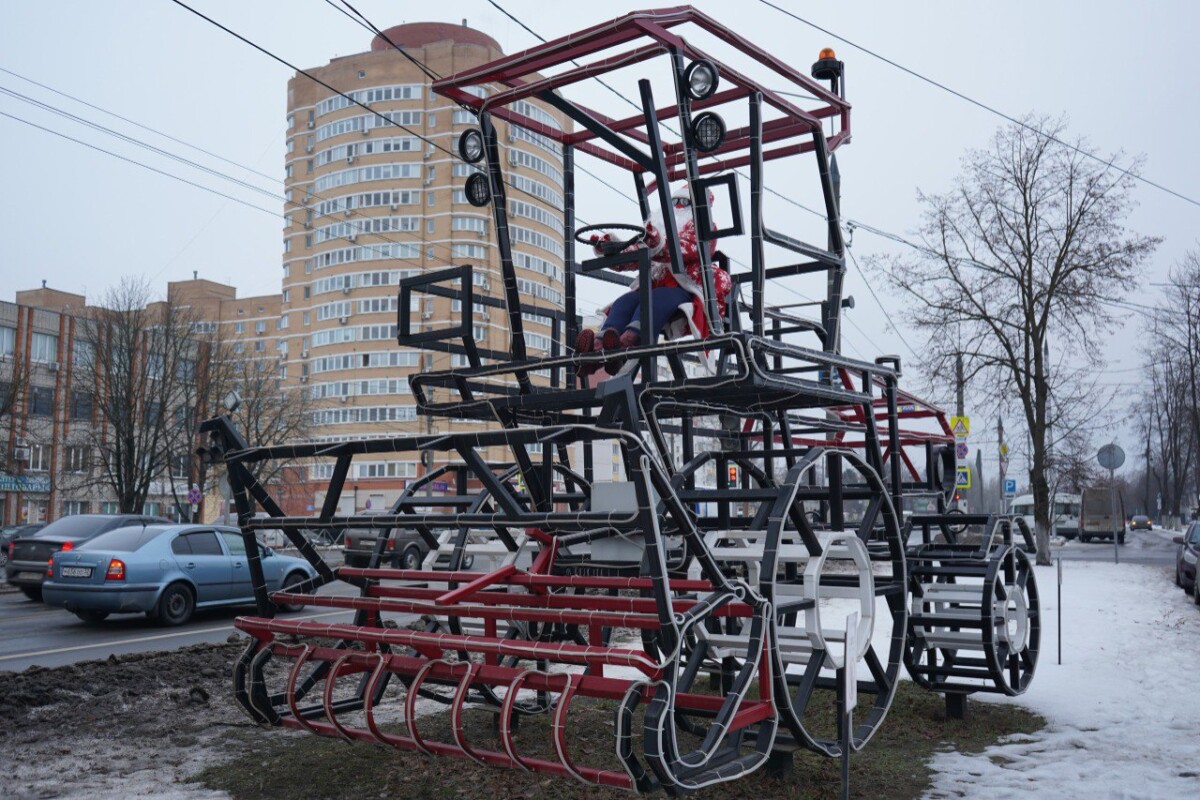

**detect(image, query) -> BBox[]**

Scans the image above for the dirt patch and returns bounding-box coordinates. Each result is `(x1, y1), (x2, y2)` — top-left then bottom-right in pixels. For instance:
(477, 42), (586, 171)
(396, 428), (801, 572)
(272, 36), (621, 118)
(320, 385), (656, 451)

(1, 641), (247, 799)
(1, 642), (1045, 800)
(192, 680), (1044, 800)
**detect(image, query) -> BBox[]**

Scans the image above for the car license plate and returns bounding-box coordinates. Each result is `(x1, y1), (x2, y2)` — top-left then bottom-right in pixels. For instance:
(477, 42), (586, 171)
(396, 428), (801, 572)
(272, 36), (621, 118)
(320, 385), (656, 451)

(61, 566), (93, 578)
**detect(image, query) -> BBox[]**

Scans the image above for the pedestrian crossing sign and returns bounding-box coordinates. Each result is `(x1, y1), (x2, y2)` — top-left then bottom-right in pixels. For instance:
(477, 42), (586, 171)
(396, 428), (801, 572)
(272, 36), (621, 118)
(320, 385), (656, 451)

(956, 466), (972, 489)
(950, 416), (970, 439)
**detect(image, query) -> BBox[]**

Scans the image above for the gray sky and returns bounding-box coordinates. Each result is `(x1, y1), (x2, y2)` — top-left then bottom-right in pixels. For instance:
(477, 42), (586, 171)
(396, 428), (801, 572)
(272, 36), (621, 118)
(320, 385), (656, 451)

(2, 1), (1196, 479)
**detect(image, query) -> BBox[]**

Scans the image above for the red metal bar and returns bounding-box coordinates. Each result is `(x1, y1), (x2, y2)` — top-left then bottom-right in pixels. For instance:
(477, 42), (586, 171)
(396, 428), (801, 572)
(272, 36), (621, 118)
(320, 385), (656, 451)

(237, 616), (665, 676)
(360, 582), (756, 617)
(337, 566), (717, 592)
(436, 564), (517, 604)
(269, 591), (666, 629)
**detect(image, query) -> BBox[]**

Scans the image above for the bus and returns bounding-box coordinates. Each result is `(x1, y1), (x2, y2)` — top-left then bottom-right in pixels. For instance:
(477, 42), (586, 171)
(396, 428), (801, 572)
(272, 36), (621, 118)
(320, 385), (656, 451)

(1010, 493), (1082, 539)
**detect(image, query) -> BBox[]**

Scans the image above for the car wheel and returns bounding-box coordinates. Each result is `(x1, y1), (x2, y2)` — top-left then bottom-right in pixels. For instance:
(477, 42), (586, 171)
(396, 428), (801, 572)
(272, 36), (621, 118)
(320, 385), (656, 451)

(75, 610), (109, 624)
(461, 553), (475, 570)
(155, 583), (195, 627)
(400, 547), (422, 571)
(1080, 535), (1090, 543)
(0, 549), (8, 568)
(1194, 582), (1200, 607)
(1118, 534), (1125, 545)
(1178, 566), (1185, 588)
(20, 586), (42, 602)
(276, 572), (310, 613)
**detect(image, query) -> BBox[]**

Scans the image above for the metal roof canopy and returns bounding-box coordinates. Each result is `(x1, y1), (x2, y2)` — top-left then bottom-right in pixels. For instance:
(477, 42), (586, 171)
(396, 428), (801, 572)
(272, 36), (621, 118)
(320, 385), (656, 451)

(431, 6), (851, 182)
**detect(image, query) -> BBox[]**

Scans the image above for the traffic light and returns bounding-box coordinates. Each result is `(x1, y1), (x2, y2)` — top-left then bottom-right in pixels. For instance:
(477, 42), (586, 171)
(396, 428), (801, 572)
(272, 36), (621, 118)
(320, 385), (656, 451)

(727, 464), (739, 485)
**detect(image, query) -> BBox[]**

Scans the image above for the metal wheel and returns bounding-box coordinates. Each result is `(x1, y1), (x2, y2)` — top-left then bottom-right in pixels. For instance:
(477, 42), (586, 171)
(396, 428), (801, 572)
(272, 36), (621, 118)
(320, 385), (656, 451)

(905, 544), (1039, 697)
(156, 583), (195, 627)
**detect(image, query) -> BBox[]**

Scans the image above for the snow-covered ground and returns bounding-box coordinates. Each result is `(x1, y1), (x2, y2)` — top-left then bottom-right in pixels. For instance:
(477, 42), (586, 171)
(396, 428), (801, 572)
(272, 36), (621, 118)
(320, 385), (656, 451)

(925, 560), (1200, 799)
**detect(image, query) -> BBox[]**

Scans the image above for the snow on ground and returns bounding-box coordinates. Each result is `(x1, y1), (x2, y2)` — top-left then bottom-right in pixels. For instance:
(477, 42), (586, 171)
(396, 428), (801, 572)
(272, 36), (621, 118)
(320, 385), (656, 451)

(925, 560), (1200, 799)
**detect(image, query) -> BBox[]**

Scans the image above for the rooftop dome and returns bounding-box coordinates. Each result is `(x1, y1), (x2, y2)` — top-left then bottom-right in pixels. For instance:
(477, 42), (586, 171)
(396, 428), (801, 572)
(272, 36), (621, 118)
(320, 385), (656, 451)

(369, 21), (501, 54)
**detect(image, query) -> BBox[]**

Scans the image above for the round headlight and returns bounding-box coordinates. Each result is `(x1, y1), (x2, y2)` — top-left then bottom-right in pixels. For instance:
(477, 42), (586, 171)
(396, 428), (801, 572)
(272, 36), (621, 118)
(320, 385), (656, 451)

(458, 129), (485, 164)
(684, 59), (719, 100)
(465, 172), (491, 207)
(690, 112), (726, 153)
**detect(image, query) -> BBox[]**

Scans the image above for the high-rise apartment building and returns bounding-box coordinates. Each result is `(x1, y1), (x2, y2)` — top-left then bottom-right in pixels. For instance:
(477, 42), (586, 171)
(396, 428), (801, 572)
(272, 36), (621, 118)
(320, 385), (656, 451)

(282, 22), (569, 514)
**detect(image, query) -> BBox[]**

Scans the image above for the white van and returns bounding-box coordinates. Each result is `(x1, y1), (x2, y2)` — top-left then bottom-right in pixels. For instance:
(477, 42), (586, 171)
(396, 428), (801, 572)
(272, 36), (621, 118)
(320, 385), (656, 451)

(1010, 493), (1082, 539)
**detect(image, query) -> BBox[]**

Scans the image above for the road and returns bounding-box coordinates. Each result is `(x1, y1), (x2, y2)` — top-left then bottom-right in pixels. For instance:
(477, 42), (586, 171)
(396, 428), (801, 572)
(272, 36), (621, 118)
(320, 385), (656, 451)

(1050, 526), (1180, 566)
(0, 579), (370, 672)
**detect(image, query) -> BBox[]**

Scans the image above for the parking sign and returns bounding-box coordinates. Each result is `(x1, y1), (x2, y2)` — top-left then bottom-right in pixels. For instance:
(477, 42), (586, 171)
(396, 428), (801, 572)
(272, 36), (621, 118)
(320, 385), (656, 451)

(1003, 479), (1016, 497)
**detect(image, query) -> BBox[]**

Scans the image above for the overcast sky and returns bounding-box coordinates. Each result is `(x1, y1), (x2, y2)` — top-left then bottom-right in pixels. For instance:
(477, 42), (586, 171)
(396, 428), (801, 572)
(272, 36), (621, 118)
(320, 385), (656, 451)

(2, 1), (1196, 481)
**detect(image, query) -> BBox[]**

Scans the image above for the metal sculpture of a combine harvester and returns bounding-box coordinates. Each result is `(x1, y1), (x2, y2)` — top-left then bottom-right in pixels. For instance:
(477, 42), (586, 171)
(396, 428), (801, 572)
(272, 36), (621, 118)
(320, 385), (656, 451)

(198, 7), (1039, 793)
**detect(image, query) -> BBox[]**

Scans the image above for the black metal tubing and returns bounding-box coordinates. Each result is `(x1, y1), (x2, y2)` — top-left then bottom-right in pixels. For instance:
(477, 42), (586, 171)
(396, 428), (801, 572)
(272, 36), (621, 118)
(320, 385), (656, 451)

(479, 111), (532, 393)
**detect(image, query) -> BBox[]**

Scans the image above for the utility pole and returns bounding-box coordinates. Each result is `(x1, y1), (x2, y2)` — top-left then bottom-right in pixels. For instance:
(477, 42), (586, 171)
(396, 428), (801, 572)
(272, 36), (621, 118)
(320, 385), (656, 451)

(975, 449), (984, 514)
(998, 417), (1006, 514)
(955, 353), (965, 418)
(1144, 442), (1150, 517)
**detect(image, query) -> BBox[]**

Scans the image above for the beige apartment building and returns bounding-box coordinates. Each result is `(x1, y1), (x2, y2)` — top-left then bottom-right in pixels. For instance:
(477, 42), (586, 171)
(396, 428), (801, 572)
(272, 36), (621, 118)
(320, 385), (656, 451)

(281, 22), (568, 515)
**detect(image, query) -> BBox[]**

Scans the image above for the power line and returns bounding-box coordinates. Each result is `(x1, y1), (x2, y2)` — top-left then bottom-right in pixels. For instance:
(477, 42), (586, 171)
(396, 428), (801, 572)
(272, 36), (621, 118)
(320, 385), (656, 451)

(0, 84), (282, 202)
(166, 0), (570, 218)
(0, 64), (283, 186)
(325, 0), (638, 211)
(756, 0), (1200, 211)
(845, 245), (917, 360)
(0, 109), (281, 217)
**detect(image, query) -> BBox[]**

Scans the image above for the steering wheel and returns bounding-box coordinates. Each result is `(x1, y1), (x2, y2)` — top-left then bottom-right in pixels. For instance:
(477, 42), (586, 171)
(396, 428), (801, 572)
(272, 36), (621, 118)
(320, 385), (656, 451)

(574, 223), (648, 257)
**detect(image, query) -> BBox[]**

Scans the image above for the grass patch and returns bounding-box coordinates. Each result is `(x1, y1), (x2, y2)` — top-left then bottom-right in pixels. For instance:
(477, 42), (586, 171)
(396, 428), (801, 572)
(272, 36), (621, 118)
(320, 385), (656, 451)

(192, 681), (1043, 799)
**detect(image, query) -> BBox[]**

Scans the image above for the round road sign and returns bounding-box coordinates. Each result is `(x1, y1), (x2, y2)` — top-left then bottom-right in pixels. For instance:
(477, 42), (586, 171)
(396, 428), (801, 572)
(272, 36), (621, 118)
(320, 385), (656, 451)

(1097, 443), (1125, 470)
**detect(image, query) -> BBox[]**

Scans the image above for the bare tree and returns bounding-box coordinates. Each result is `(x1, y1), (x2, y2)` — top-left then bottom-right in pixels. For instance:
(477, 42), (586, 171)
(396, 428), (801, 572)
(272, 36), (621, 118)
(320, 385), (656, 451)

(75, 277), (201, 514)
(173, 331), (312, 520)
(0, 350), (30, 471)
(1147, 250), (1200, 523)
(879, 115), (1159, 563)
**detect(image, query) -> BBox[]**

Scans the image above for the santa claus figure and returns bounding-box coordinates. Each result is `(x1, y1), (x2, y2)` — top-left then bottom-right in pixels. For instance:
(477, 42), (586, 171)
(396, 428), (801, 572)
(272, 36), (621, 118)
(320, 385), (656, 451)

(577, 184), (731, 377)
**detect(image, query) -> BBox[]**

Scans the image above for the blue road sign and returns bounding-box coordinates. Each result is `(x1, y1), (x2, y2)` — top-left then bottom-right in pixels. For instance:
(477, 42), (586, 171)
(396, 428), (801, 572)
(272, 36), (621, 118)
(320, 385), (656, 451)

(1004, 479), (1017, 496)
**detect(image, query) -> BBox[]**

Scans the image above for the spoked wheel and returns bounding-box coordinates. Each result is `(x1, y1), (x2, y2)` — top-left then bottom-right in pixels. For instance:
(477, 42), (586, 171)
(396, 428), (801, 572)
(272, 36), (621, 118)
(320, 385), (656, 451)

(687, 448), (906, 758)
(905, 544), (1039, 697)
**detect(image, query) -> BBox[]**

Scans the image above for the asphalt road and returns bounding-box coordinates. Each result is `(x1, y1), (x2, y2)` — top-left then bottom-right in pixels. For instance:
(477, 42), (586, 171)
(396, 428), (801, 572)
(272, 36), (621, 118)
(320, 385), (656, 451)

(1049, 526), (1180, 566)
(0, 578), (370, 673)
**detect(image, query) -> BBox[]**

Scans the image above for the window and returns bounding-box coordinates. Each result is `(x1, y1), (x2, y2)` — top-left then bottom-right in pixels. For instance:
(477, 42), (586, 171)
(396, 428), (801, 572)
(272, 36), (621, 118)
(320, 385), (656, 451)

(66, 446), (90, 473)
(0, 326), (14, 356)
(181, 527), (224, 554)
(221, 531), (247, 556)
(62, 500), (87, 516)
(235, 322), (245, 334)
(30, 332), (57, 363)
(100, 501), (119, 515)
(144, 400), (163, 427)
(143, 502), (161, 517)
(29, 386), (54, 416)
(256, 321), (266, 334)
(70, 390), (93, 420)
(28, 443), (51, 472)
(282, 289), (291, 303)
(254, 340), (265, 352)
(171, 453), (189, 479)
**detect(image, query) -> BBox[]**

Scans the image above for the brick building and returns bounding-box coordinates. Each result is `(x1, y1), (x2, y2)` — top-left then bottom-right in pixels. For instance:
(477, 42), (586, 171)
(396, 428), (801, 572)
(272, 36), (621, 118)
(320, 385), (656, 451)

(0, 278), (281, 525)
